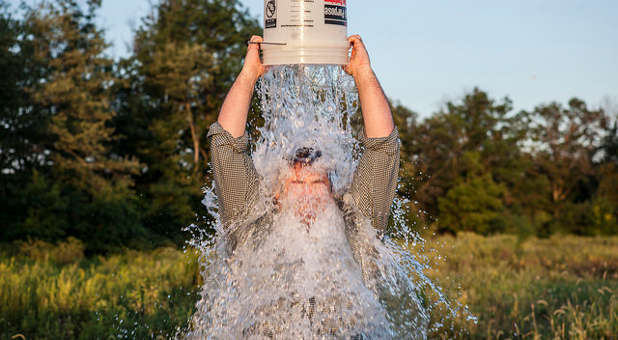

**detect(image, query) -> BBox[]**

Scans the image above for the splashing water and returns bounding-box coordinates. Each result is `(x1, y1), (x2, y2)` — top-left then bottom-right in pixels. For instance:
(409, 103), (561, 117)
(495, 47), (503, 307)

(183, 65), (470, 339)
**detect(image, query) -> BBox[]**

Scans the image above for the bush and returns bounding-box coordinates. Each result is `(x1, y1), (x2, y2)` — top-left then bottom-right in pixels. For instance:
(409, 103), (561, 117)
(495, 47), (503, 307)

(419, 233), (618, 339)
(0, 246), (200, 339)
(438, 174), (506, 234)
(17, 237), (85, 265)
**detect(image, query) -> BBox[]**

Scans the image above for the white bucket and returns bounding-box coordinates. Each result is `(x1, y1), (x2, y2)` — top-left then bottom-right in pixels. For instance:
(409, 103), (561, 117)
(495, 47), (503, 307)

(262, 0), (349, 65)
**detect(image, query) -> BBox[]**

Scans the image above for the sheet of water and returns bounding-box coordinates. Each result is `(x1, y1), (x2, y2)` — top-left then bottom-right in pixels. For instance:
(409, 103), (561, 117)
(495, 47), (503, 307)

(182, 65), (471, 339)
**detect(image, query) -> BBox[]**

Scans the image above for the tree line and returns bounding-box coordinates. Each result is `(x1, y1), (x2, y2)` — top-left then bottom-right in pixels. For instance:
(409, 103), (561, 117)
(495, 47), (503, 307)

(393, 93), (616, 238)
(1, 0), (616, 253)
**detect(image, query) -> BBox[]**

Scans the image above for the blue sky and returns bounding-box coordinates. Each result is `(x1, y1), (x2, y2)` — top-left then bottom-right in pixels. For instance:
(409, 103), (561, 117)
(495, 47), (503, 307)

(96, 0), (618, 117)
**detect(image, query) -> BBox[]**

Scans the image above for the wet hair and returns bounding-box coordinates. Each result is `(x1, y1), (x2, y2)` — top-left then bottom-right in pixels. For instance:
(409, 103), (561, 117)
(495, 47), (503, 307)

(290, 147), (322, 167)
(286, 147), (334, 193)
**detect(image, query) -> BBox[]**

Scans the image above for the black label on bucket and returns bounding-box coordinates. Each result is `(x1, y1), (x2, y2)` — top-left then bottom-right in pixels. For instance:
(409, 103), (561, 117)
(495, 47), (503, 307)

(265, 0), (277, 28)
(324, 4), (346, 26)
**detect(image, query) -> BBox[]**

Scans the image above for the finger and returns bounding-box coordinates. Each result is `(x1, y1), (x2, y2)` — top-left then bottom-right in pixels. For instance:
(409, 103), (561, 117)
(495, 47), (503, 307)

(247, 36), (264, 51)
(347, 35), (362, 44)
(250, 35), (263, 43)
(347, 39), (357, 52)
(348, 37), (365, 53)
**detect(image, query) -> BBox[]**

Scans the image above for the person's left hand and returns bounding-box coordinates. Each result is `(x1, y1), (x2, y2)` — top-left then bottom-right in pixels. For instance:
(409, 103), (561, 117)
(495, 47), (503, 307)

(344, 35), (372, 78)
(242, 35), (268, 80)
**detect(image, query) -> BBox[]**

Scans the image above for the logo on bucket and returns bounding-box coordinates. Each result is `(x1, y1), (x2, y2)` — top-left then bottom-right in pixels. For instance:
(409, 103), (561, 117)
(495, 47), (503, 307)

(265, 0), (277, 28)
(324, 2), (346, 26)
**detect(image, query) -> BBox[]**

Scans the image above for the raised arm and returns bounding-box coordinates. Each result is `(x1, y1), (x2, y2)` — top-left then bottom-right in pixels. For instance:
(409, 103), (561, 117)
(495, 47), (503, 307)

(208, 36), (266, 227)
(217, 36), (267, 137)
(345, 35), (400, 232)
(344, 35), (394, 138)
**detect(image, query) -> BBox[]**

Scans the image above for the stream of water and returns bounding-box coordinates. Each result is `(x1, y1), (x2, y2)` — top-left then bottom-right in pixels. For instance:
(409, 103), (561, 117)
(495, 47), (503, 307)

(183, 65), (470, 339)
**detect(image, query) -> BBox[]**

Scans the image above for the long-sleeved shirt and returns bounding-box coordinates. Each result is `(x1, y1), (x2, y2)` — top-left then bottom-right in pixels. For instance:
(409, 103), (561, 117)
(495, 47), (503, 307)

(207, 121), (400, 231)
(199, 122), (423, 338)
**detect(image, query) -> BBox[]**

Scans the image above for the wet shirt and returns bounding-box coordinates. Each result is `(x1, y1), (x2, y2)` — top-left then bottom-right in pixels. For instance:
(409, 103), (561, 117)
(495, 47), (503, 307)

(217, 202), (393, 338)
(204, 121), (402, 338)
(207, 121), (400, 232)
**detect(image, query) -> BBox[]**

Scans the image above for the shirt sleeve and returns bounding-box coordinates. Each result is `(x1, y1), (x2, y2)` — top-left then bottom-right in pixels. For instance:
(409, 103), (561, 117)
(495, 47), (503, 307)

(207, 121), (259, 227)
(348, 126), (400, 232)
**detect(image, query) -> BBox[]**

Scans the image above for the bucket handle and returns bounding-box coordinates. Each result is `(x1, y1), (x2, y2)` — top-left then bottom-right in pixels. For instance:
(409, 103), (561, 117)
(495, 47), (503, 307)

(248, 41), (287, 46)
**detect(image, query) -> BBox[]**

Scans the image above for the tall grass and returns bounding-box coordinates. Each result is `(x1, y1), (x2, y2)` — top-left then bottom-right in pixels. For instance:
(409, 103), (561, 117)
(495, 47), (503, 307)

(1, 234), (616, 339)
(423, 233), (618, 339)
(0, 239), (200, 339)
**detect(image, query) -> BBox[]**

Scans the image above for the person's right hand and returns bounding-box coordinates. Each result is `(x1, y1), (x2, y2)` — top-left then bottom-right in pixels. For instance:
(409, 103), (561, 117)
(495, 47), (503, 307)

(242, 35), (267, 80)
(344, 35), (372, 78)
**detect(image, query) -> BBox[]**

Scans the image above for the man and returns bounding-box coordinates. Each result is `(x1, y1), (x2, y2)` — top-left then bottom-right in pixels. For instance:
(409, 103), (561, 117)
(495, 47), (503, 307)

(203, 35), (414, 338)
(210, 34), (399, 232)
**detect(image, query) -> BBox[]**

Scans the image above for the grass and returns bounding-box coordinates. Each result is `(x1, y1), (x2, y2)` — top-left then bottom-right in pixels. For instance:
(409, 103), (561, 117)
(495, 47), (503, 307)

(422, 233), (618, 339)
(0, 238), (201, 339)
(1, 234), (616, 339)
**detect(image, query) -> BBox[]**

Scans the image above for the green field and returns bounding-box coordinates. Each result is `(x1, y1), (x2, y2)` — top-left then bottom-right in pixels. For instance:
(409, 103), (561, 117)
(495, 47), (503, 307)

(422, 233), (617, 339)
(1, 234), (616, 339)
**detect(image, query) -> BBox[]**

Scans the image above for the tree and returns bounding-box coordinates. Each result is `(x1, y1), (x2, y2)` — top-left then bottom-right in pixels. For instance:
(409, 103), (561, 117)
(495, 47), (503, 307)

(409, 89), (526, 226)
(438, 175), (506, 235)
(0, 4), (28, 237)
(0, 3), (31, 177)
(112, 0), (261, 241)
(389, 102), (427, 229)
(524, 98), (607, 233)
(591, 103), (618, 235)
(10, 0), (145, 251)
(28, 0), (139, 191)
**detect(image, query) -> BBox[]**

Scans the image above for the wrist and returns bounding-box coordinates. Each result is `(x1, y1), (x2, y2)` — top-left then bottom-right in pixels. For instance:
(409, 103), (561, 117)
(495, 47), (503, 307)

(239, 66), (259, 84)
(352, 65), (376, 84)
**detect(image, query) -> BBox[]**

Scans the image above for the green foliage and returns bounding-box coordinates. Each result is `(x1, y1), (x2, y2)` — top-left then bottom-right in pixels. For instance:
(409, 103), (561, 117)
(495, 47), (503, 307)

(405, 88), (616, 237)
(420, 233), (618, 339)
(0, 0), (616, 250)
(27, 0), (140, 193)
(19, 170), (69, 241)
(111, 0), (261, 242)
(0, 242), (200, 339)
(525, 99), (606, 210)
(0, 0), (147, 252)
(591, 163), (618, 235)
(390, 102), (428, 229)
(17, 236), (85, 264)
(438, 172), (506, 234)
(8, 169), (147, 253)
(436, 151), (507, 234)
(409, 89), (523, 224)
(1, 235), (616, 339)
(0, 0), (261, 250)
(591, 196), (618, 236)
(0, 2), (53, 239)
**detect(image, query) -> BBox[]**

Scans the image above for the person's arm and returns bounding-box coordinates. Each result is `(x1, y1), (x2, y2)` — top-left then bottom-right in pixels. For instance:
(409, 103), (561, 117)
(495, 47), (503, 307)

(208, 36), (266, 227)
(217, 36), (266, 137)
(344, 35), (394, 138)
(345, 35), (400, 232)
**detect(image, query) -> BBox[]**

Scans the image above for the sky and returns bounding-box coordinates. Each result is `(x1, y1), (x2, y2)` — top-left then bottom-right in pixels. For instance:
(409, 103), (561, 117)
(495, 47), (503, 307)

(94, 0), (618, 117)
